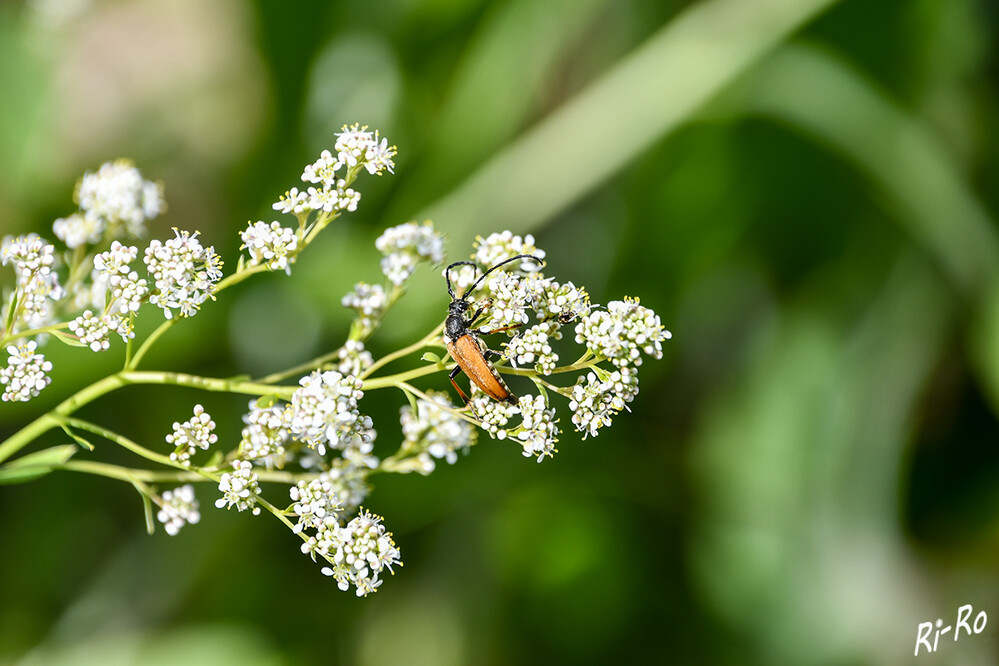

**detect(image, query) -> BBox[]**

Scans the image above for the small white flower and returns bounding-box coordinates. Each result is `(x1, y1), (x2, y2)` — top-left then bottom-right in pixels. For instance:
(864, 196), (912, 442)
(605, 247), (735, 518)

(93, 241), (139, 286)
(479, 272), (532, 330)
(272, 187), (312, 215)
(157, 485), (200, 536)
(301, 149), (341, 187)
(67, 310), (113, 352)
(53, 212), (102, 249)
(375, 221), (445, 285)
(575, 298), (670, 368)
(305, 181), (360, 213)
(399, 391), (476, 474)
(215, 460), (262, 515)
(513, 394), (559, 462)
(364, 134), (396, 175)
(1, 341), (53, 403)
(144, 229), (223, 319)
(288, 370), (373, 455)
(167, 404), (218, 465)
(240, 221), (299, 272)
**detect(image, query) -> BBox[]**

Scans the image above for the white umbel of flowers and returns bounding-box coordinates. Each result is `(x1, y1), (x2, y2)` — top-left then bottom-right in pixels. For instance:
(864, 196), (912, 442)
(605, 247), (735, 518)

(157, 485), (201, 536)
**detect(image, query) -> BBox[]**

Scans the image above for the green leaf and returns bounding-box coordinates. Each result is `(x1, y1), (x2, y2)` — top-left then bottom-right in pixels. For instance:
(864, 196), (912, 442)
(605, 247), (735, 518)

(60, 424), (94, 451)
(51, 331), (86, 347)
(0, 444), (76, 485)
(134, 481), (155, 535)
(421, 351), (441, 363)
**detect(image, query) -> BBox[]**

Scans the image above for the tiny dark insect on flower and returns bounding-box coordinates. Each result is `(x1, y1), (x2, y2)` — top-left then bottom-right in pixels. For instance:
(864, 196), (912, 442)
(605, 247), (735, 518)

(443, 254), (544, 405)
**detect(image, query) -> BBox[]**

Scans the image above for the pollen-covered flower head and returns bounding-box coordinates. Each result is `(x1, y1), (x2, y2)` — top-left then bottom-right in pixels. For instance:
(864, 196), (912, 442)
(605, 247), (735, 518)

(575, 298), (670, 367)
(375, 220), (446, 286)
(75, 159), (164, 237)
(288, 370), (373, 455)
(144, 229), (223, 319)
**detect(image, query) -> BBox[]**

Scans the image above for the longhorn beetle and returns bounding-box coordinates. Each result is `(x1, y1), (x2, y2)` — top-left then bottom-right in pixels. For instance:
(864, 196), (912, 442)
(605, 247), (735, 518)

(443, 253), (545, 405)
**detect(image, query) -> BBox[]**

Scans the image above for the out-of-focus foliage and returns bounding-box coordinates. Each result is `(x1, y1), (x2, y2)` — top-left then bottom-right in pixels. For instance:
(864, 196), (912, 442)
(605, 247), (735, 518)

(2, 0), (999, 663)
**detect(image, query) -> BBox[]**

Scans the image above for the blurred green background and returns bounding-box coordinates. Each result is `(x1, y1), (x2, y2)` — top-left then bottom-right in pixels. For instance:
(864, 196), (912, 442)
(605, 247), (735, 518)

(2, 0), (999, 663)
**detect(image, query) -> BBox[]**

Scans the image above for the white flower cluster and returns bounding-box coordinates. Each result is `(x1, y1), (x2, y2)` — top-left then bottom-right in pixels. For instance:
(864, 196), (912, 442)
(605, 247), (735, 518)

(166, 404), (218, 465)
(290, 477), (343, 534)
(512, 394), (559, 462)
(71, 159), (164, 241)
(91, 241), (149, 318)
(144, 229), (223, 319)
(238, 401), (291, 470)
(505, 324), (558, 375)
(1, 233), (64, 330)
(240, 221), (299, 273)
(375, 220), (446, 286)
(480, 272), (533, 330)
(1, 341), (53, 402)
(302, 508), (401, 596)
(532, 279), (590, 327)
(321, 462), (372, 513)
(335, 340), (374, 378)
(215, 460), (262, 515)
(288, 370), (373, 455)
(334, 124), (396, 175)
(568, 368), (640, 438)
(341, 282), (388, 336)
(575, 298), (670, 368)
(473, 231), (546, 271)
(399, 391), (476, 474)
(469, 389), (518, 439)
(67, 310), (131, 351)
(157, 484), (201, 536)
(272, 125), (395, 218)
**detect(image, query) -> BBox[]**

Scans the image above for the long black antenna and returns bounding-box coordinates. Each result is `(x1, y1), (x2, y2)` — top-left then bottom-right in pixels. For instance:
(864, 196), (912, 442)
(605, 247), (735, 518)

(445, 254), (545, 301)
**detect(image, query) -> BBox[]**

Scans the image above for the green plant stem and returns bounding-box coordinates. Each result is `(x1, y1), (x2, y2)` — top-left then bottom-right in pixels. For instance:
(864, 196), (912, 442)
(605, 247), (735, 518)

(127, 318), (176, 369)
(0, 321), (71, 347)
(0, 371), (293, 466)
(59, 416), (175, 467)
(359, 324), (443, 380)
(58, 459), (303, 485)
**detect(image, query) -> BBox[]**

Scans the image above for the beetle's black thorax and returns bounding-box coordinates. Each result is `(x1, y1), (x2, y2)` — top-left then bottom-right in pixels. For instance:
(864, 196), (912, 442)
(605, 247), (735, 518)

(445, 300), (469, 340)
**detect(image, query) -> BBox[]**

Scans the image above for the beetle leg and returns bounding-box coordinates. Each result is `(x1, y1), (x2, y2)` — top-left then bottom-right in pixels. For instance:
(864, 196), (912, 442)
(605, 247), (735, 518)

(467, 299), (493, 328)
(473, 322), (524, 336)
(449, 364), (471, 405)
